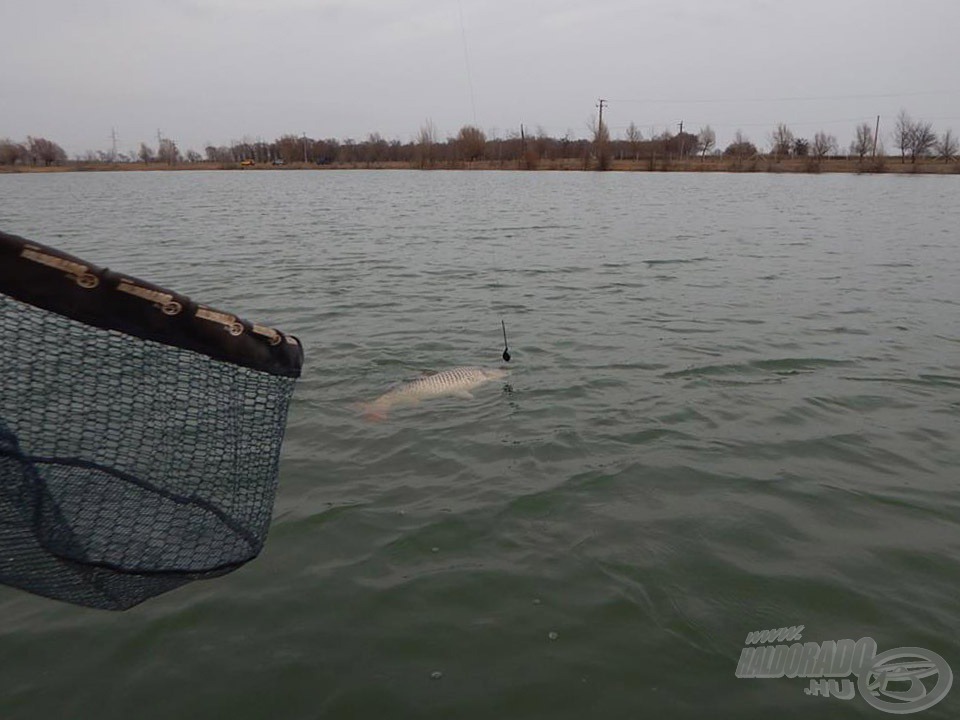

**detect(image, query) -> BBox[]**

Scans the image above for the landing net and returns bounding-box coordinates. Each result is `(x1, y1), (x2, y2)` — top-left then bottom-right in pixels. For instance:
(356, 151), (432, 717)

(0, 230), (302, 610)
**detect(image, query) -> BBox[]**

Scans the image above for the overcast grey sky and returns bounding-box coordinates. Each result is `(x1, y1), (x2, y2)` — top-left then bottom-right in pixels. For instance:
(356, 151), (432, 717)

(2, 0), (958, 156)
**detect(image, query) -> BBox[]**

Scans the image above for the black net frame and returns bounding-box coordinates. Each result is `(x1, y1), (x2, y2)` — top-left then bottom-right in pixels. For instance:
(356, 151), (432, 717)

(0, 230), (303, 610)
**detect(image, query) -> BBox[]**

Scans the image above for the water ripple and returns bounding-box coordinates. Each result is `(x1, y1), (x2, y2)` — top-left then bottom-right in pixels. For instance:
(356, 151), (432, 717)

(2, 170), (959, 720)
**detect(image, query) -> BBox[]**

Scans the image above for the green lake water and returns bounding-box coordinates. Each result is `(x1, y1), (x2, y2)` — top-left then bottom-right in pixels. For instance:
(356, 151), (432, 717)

(1, 170), (958, 718)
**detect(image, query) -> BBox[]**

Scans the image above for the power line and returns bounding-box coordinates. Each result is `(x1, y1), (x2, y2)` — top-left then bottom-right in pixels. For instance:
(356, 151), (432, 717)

(607, 115), (879, 131)
(608, 90), (943, 105)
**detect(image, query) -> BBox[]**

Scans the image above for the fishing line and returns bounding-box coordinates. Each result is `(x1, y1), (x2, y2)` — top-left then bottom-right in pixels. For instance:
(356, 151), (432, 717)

(457, 4), (507, 366)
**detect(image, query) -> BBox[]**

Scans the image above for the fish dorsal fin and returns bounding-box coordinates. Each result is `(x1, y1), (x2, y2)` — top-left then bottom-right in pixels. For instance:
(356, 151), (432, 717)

(419, 369), (439, 377)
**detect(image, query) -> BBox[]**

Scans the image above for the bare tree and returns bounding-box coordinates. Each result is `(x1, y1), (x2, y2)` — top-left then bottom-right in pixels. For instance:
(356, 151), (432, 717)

(515, 126), (538, 170)
(851, 122), (873, 161)
(138, 142), (154, 164)
(811, 131), (837, 159)
(697, 125), (715, 160)
(909, 121), (936, 163)
(456, 125), (485, 162)
(936, 129), (958, 163)
(26, 137), (67, 166)
(157, 138), (180, 165)
(670, 130), (697, 158)
(416, 119), (437, 168)
(0, 138), (27, 165)
(534, 126), (553, 161)
(625, 122), (642, 160)
(205, 145), (231, 163)
(337, 138), (357, 164)
(770, 123), (794, 160)
(894, 109), (914, 164)
(276, 135), (304, 164)
(314, 138), (339, 165)
(724, 130), (756, 160)
(793, 138), (809, 157)
(591, 113), (610, 170)
(363, 132), (389, 164)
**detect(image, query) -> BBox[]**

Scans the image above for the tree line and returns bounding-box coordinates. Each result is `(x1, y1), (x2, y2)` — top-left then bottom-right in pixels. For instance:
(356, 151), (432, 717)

(2, 110), (957, 169)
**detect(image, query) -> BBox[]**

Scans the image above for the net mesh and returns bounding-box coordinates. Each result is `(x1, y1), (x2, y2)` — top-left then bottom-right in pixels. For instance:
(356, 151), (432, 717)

(0, 233), (301, 610)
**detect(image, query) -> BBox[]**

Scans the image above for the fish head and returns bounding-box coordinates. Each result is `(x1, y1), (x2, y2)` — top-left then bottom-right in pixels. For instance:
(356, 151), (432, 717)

(482, 367), (510, 381)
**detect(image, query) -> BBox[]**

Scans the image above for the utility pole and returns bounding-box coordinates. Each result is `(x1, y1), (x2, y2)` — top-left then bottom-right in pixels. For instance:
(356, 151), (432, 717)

(597, 99), (608, 165)
(520, 123), (526, 167)
(303, 133), (308, 163)
(678, 120), (685, 158)
(872, 115), (880, 158)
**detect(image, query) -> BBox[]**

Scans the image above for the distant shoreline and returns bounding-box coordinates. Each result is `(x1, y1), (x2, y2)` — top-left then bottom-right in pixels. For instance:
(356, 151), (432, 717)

(2, 158), (958, 175)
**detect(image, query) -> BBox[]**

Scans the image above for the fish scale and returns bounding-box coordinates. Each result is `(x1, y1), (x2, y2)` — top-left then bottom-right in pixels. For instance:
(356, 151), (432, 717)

(358, 366), (508, 420)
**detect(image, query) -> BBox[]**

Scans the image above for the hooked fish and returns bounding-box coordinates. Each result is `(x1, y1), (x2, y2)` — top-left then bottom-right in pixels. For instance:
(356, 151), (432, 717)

(358, 366), (508, 421)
